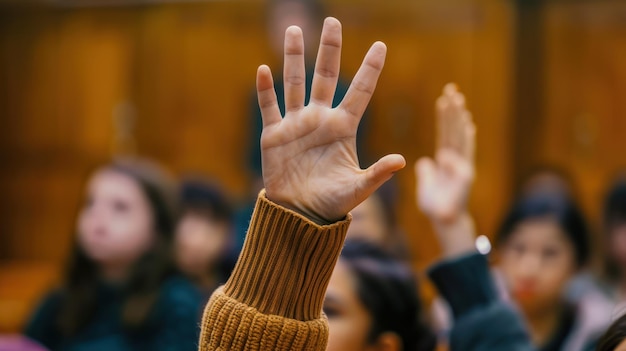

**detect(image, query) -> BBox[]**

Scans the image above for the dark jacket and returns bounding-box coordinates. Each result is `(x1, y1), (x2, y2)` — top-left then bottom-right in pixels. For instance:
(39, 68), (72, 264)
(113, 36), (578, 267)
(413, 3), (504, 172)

(25, 276), (201, 351)
(429, 252), (536, 351)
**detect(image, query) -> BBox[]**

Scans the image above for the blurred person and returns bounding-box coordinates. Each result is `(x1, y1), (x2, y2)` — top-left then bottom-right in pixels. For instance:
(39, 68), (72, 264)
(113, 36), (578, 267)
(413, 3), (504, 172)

(496, 191), (613, 351)
(520, 165), (575, 200)
(519, 166), (604, 304)
(200, 16), (534, 350)
(324, 240), (436, 351)
(416, 84), (533, 351)
(346, 182), (411, 260)
(346, 194), (388, 244)
(267, 0), (324, 60)
(175, 179), (236, 298)
(25, 158), (201, 351)
(604, 178), (626, 301)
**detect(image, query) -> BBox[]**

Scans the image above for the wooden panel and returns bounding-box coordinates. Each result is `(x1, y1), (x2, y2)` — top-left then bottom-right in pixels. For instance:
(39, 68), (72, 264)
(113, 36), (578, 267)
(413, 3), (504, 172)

(537, 1), (626, 231)
(0, 261), (61, 332)
(0, 8), (135, 261)
(131, 2), (270, 195)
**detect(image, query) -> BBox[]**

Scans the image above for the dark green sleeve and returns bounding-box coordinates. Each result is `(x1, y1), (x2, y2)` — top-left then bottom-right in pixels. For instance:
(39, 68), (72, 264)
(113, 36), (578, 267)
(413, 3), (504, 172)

(428, 253), (536, 351)
(148, 278), (202, 351)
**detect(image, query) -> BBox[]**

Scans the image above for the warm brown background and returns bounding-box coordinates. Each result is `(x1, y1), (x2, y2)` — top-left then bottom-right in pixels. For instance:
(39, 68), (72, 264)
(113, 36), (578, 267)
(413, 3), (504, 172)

(1, 0), (625, 333)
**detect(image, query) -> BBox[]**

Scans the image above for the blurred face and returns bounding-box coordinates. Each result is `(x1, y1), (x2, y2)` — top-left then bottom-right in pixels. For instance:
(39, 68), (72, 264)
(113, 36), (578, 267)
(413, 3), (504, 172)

(608, 224), (626, 273)
(175, 212), (230, 278)
(78, 169), (155, 272)
(268, 1), (317, 58)
(499, 218), (577, 313)
(346, 196), (388, 246)
(324, 260), (374, 351)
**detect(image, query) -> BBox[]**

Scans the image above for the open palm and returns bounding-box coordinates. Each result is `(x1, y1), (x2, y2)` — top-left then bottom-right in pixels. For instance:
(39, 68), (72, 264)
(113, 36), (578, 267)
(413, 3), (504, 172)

(258, 18), (405, 224)
(416, 84), (476, 224)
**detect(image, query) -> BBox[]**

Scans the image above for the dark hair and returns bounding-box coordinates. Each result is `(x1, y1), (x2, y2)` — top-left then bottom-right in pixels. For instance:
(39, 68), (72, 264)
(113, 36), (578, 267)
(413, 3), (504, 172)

(519, 164), (575, 199)
(340, 240), (436, 351)
(179, 178), (236, 282)
(596, 313), (626, 351)
(58, 158), (178, 336)
(180, 179), (233, 223)
(604, 179), (626, 230)
(496, 191), (590, 268)
(603, 178), (626, 280)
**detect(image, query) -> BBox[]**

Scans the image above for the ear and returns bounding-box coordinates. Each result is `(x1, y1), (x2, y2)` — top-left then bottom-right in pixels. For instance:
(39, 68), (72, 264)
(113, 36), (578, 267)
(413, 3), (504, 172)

(371, 332), (402, 351)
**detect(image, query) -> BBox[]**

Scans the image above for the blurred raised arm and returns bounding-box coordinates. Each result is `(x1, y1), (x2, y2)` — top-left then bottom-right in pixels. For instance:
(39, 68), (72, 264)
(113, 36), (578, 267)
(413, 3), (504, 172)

(415, 83), (477, 258)
(416, 84), (534, 351)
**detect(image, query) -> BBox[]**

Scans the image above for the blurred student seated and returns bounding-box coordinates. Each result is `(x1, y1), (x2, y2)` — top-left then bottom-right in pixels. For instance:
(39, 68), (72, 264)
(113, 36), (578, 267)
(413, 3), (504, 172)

(175, 179), (236, 299)
(603, 177), (626, 303)
(324, 240), (436, 351)
(495, 191), (613, 351)
(24, 158), (201, 351)
(345, 182), (411, 261)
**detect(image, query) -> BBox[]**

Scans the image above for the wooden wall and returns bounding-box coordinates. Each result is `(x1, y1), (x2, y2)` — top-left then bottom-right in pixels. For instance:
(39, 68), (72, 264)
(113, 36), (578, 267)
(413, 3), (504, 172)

(0, 0), (625, 333)
(514, 0), (626, 266)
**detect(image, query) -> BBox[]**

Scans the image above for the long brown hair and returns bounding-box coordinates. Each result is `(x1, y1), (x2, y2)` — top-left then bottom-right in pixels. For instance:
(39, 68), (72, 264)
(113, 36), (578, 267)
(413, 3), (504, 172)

(58, 158), (179, 336)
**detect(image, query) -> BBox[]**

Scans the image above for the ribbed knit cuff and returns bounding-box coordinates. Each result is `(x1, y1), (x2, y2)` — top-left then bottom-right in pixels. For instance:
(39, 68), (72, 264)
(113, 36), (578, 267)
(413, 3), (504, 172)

(224, 190), (351, 321)
(428, 252), (498, 319)
(200, 289), (329, 351)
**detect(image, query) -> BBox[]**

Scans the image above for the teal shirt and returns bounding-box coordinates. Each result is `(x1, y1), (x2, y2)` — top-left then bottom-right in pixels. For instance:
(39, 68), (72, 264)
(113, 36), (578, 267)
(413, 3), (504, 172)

(25, 276), (202, 351)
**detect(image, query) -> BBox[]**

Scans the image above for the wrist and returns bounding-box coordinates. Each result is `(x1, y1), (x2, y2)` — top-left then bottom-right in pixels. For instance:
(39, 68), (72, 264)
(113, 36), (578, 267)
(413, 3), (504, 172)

(265, 192), (336, 225)
(284, 204), (335, 225)
(431, 212), (477, 259)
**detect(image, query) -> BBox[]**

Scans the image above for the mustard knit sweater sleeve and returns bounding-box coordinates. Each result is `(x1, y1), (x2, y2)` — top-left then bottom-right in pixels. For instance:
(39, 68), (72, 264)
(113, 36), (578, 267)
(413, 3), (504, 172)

(198, 191), (351, 351)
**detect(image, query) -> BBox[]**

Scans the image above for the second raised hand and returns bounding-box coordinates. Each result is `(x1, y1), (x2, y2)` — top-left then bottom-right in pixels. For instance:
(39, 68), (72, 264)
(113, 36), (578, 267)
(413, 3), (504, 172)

(258, 17), (405, 224)
(416, 84), (477, 257)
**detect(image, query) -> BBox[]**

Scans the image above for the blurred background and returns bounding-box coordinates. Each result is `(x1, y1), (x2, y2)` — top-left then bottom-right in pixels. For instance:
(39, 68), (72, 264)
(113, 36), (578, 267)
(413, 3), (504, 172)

(0, 0), (625, 334)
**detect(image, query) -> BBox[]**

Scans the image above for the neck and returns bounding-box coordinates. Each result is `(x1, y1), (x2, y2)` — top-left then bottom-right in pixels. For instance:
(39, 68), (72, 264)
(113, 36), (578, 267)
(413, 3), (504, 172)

(523, 301), (565, 347)
(100, 261), (132, 283)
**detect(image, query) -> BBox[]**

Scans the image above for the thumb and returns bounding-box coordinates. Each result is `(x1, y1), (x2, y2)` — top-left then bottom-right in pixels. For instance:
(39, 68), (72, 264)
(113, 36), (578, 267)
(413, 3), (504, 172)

(360, 153), (406, 198)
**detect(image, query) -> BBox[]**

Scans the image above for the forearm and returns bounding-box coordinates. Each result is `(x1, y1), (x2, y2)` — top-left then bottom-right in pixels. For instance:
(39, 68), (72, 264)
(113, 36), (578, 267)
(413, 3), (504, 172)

(198, 190), (350, 351)
(431, 212), (477, 259)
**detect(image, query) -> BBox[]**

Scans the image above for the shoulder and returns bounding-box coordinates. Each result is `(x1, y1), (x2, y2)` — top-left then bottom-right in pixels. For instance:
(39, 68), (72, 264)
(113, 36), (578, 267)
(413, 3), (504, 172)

(24, 289), (65, 345)
(27, 290), (64, 324)
(450, 302), (533, 351)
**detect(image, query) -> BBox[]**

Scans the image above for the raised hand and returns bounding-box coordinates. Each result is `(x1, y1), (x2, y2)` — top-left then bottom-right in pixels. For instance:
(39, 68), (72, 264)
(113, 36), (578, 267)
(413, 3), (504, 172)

(258, 17), (405, 224)
(416, 84), (476, 224)
(415, 84), (477, 257)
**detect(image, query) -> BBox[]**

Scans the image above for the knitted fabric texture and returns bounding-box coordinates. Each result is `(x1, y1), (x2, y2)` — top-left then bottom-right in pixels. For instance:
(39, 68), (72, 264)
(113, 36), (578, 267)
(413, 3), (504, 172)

(199, 191), (350, 351)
